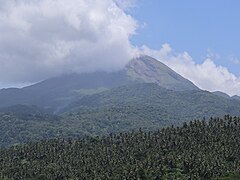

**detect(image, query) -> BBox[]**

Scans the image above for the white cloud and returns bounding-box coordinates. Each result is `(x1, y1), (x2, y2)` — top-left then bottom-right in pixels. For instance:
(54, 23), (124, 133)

(1, 0), (240, 97)
(0, 0), (138, 83)
(0, 82), (30, 89)
(142, 44), (240, 96)
(231, 57), (240, 65)
(114, 0), (137, 11)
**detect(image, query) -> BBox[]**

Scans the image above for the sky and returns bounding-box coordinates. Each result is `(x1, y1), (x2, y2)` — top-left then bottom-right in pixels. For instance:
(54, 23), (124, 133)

(131, 0), (240, 75)
(0, 0), (240, 96)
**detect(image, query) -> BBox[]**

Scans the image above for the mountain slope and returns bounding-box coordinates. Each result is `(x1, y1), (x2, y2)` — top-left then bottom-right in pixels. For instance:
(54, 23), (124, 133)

(212, 91), (231, 99)
(0, 104), (52, 115)
(62, 83), (240, 128)
(0, 71), (130, 110)
(0, 56), (198, 111)
(232, 95), (240, 101)
(126, 56), (198, 91)
(1, 83), (240, 147)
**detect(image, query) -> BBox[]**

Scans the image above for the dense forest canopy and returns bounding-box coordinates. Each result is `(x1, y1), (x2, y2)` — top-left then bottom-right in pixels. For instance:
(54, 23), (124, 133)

(0, 115), (239, 179)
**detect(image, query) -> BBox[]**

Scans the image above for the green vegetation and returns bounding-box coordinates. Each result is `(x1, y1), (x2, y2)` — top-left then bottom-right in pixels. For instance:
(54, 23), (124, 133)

(72, 87), (109, 95)
(0, 56), (198, 111)
(1, 83), (240, 148)
(0, 115), (239, 179)
(0, 112), (63, 147)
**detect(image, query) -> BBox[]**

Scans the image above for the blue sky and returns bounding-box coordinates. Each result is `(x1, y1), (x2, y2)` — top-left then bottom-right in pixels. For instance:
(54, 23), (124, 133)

(130, 0), (240, 76)
(0, 0), (240, 95)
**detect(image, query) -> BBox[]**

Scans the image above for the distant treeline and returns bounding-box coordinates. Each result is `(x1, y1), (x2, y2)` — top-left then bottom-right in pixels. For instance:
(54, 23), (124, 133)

(0, 115), (240, 179)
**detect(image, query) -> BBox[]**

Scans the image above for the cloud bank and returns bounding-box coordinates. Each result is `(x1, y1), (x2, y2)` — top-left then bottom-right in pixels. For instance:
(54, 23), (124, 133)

(142, 44), (240, 96)
(0, 0), (137, 83)
(0, 0), (239, 96)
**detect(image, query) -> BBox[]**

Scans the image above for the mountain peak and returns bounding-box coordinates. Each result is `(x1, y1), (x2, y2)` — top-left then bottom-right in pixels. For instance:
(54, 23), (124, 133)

(126, 55), (198, 91)
(0, 55), (199, 110)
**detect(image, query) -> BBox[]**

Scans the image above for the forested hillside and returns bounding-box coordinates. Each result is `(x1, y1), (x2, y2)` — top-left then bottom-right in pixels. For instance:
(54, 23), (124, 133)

(0, 115), (240, 179)
(1, 83), (240, 148)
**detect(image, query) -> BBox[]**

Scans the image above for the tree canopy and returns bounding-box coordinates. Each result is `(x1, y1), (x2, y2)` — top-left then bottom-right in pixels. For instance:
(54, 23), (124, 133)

(0, 115), (239, 179)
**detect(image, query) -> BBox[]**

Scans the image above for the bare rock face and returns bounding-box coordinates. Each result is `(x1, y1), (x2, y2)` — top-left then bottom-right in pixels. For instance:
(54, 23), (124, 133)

(126, 55), (198, 91)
